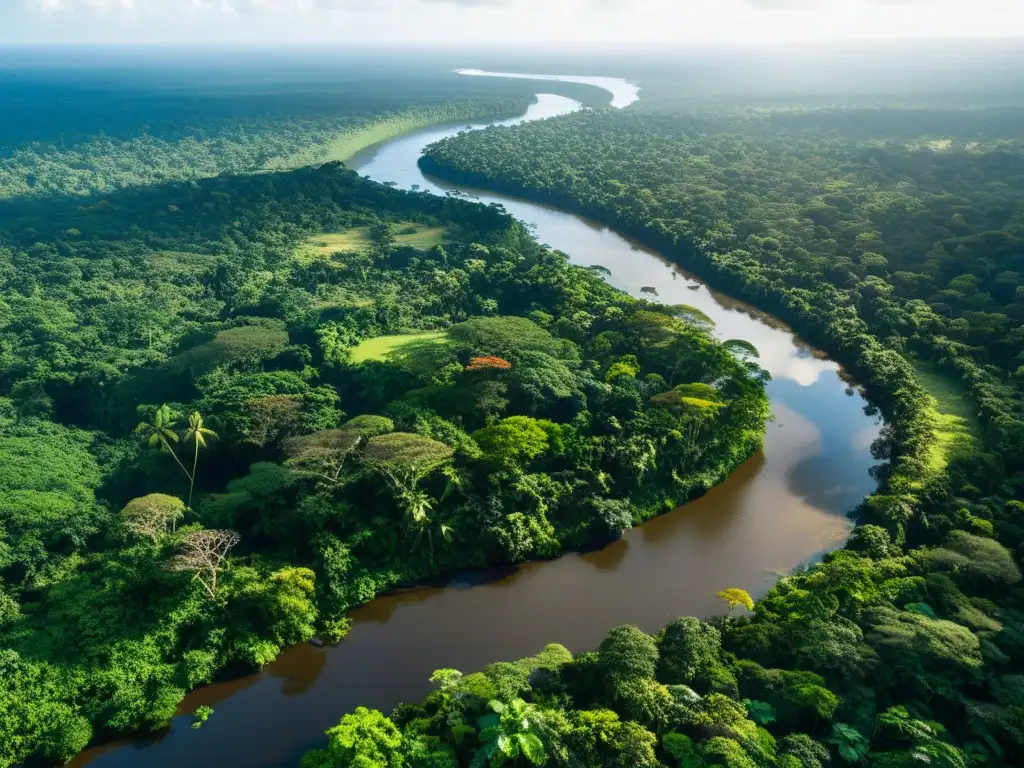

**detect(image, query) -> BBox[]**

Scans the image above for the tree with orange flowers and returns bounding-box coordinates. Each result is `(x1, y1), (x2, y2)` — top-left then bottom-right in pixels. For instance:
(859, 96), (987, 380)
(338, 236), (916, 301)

(465, 355), (512, 372)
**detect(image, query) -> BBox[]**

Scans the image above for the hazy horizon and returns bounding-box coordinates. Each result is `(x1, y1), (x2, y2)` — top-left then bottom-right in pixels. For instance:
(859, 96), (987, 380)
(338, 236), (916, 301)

(3, 1), (1023, 46)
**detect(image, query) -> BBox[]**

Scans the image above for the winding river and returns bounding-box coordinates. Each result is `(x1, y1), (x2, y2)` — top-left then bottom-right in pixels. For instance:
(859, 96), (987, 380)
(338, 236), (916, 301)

(75, 74), (880, 768)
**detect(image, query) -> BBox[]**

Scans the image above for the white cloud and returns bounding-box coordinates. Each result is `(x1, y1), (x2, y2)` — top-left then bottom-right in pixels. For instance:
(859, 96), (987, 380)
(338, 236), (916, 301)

(30, 0), (136, 10)
(12, 0), (1024, 41)
(26, 0), (528, 9)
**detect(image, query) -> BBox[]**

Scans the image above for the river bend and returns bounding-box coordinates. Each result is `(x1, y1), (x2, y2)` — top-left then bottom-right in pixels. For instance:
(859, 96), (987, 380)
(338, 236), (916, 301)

(75, 74), (879, 768)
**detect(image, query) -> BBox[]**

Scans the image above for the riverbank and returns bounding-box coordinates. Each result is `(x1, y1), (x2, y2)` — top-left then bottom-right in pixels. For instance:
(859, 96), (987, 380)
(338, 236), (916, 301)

(290, 101), (1023, 768)
(263, 101), (532, 170)
(70, 76), (880, 768)
(416, 154), (935, 503)
(262, 69), (627, 172)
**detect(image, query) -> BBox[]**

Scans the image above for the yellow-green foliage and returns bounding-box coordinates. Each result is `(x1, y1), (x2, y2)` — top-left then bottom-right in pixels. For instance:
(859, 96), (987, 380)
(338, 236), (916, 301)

(515, 643), (573, 674)
(650, 390), (724, 412)
(673, 383), (723, 402)
(303, 230), (376, 257)
(349, 331), (448, 364)
(265, 107), (505, 170)
(299, 223), (447, 263)
(390, 226), (448, 250)
(473, 416), (555, 468)
(911, 360), (978, 477)
(310, 287), (375, 312)
(717, 588), (755, 614)
(146, 251), (221, 277)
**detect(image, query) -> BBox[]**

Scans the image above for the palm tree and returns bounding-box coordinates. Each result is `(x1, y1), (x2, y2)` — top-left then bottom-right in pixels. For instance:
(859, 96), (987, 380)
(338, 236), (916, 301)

(397, 485), (434, 527)
(396, 486), (444, 565)
(424, 521), (455, 569)
(439, 523), (454, 545)
(136, 405), (192, 484)
(183, 411), (218, 508)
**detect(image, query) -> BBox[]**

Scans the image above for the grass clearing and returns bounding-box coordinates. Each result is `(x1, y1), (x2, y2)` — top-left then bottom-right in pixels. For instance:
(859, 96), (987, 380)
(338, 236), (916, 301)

(306, 230), (374, 255)
(912, 359), (980, 477)
(350, 331), (449, 364)
(392, 225), (447, 249)
(299, 222), (448, 263)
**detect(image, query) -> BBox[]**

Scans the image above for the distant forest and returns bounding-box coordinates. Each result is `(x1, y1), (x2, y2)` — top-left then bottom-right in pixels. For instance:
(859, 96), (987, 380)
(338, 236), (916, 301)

(0, 61), (611, 201)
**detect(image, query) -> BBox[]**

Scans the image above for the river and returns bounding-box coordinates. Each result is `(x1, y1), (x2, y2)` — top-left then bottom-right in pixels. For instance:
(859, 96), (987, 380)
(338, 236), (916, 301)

(75, 75), (879, 768)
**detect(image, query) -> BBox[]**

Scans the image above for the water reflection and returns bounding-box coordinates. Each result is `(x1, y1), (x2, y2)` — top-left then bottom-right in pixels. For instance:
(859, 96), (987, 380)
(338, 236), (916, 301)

(267, 644), (329, 698)
(354, 585), (444, 625)
(580, 537), (630, 571)
(455, 69), (641, 108)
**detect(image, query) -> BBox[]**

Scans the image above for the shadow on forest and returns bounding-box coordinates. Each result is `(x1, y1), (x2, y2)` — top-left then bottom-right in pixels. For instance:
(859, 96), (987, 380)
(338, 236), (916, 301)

(0, 146), (523, 250)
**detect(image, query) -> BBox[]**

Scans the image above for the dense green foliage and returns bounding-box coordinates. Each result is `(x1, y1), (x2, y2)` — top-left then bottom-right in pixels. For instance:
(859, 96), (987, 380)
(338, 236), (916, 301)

(0, 100), (529, 202)
(11, 49), (1024, 768)
(400, 100), (1024, 765)
(0, 121), (766, 763)
(421, 106), (1024, 493)
(0, 59), (613, 203)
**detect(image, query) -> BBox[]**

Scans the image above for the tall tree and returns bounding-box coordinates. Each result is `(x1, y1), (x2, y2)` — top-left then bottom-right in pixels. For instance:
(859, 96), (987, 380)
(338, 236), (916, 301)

(284, 415), (394, 485)
(182, 411), (218, 508)
(135, 405), (192, 484)
(362, 432), (454, 526)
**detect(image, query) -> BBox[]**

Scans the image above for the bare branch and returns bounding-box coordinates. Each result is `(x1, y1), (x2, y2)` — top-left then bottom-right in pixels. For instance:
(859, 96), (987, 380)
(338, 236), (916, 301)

(167, 529), (240, 599)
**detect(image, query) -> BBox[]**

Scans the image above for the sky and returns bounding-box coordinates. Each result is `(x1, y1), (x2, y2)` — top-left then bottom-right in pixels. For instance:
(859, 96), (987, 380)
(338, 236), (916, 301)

(1, 0), (1022, 45)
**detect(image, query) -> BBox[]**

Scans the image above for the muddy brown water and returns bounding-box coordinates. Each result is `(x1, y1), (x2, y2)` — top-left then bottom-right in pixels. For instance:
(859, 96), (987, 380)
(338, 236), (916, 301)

(75, 83), (879, 768)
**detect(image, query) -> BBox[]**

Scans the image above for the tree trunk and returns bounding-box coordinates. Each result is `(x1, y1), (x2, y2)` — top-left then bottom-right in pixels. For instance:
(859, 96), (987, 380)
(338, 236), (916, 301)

(188, 440), (199, 508)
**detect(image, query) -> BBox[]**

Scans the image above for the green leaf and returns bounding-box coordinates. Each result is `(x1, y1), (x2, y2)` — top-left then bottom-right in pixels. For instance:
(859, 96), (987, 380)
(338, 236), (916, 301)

(744, 698), (776, 725)
(497, 733), (513, 756)
(477, 713), (500, 731)
(517, 732), (546, 765)
(440, 477), (457, 503)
